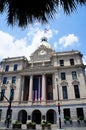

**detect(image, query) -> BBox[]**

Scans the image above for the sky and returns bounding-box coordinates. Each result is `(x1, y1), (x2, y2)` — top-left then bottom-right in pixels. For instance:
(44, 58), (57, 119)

(0, 5), (86, 64)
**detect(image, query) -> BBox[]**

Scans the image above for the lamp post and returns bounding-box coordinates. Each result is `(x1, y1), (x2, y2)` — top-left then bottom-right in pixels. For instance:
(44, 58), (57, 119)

(58, 102), (61, 129)
(0, 88), (13, 128)
(56, 78), (61, 129)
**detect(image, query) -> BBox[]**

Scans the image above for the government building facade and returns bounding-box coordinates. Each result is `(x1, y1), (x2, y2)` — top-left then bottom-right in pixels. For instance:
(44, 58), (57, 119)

(0, 37), (86, 127)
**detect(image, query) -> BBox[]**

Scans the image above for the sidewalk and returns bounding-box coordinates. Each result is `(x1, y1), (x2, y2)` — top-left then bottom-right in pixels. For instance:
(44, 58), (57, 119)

(0, 126), (86, 130)
(0, 124), (86, 130)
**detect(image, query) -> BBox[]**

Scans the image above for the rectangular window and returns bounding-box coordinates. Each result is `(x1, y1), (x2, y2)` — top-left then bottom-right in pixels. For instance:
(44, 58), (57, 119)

(64, 108), (70, 119)
(74, 85), (80, 98)
(61, 72), (66, 80)
(3, 77), (7, 84)
(59, 60), (64, 66)
(70, 59), (74, 65)
(0, 89), (5, 101)
(12, 76), (16, 84)
(9, 88), (14, 101)
(62, 86), (68, 99)
(76, 108), (84, 120)
(14, 64), (18, 71)
(5, 65), (9, 72)
(72, 71), (77, 80)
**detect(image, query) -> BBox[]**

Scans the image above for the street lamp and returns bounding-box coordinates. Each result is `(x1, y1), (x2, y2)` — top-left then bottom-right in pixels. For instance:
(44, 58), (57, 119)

(56, 78), (61, 129)
(0, 87), (14, 128)
(58, 102), (61, 129)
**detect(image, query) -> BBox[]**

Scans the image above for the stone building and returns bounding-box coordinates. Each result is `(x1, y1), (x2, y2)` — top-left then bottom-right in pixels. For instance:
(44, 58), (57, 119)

(0, 37), (86, 127)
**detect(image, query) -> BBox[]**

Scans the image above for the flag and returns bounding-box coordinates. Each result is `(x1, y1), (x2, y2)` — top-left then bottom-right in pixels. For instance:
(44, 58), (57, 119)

(35, 90), (37, 101)
(44, 28), (49, 33)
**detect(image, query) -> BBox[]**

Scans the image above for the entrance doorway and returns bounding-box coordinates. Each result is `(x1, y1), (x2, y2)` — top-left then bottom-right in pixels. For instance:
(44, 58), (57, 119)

(46, 109), (56, 124)
(32, 110), (41, 124)
(18, 110), (27, 124)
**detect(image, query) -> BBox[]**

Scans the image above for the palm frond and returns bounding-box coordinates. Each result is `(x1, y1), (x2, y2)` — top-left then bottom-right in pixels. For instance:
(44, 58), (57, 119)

(0, 0), (86, 27)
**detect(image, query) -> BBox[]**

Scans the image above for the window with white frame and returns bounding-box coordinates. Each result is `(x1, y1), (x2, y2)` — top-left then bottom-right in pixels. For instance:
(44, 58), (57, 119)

(14, 64), (18, 71)
(72, 71), (77, 80)
(59, 60), (64, 66)
(5, 65), (9, 72)
(61, 72), (66, 80)
(3, 77), (7, 84)
(70, 59), (74, 65)
(74, 85), (80, 98)
(12, 76), (16, 84)
(62, 86), (68, 99)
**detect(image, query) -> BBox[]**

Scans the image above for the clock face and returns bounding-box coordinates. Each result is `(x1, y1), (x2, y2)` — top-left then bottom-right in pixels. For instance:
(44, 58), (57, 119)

(38, 50), (47, 55)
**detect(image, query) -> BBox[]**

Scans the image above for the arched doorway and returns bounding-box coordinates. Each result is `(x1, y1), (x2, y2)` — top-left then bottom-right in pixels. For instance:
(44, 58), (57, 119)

(32, 110), (41, 124)
(18, 110), (27, 124)
(46, 109), (56, 124)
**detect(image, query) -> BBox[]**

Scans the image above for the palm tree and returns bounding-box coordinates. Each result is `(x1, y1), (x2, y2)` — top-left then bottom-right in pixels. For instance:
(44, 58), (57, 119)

(0, 0), (86, 28)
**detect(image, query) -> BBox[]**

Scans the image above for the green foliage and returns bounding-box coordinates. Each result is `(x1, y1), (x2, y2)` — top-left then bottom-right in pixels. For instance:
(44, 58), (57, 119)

(26, 120), (36, 125)
(64, 117), (72, 124)
(64, 119), (66, 124)
(41, 120), (51, 125)
(26, 121), (36, 129)
(12, 121), (22, 129)
(78, 116), (84, 121)
(13, 120), (22, 125)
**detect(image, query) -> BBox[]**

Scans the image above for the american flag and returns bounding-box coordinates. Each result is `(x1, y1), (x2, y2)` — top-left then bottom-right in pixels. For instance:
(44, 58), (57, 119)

(44, 28), (49, 33)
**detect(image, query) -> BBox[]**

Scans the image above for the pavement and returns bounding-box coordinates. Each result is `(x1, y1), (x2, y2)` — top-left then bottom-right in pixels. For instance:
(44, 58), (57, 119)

(0, 124), (86, 129)
(0, 126), (86, 130)
(53, 127), (86, 130)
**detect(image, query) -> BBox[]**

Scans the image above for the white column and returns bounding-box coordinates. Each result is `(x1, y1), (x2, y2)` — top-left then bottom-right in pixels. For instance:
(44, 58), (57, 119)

(42, 74), (46, 101)
(20, 76), (24, 102)
(29, 75), (33, 101)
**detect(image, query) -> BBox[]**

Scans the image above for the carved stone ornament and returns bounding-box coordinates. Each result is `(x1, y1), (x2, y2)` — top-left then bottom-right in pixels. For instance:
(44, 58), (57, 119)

(38, 50), (47, 55)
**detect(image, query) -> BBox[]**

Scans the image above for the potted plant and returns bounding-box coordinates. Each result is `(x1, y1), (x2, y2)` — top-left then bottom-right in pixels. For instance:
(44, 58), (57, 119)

(84, 119), (86, 123)
(69, 118), (72, 125)
(64, 116), (72, 125)
(12, 120), (22, 129)
(64, 118), (67, 124)
(77, 118), (80, 124)
(41, 120), (51, 130)
(26, 120), (36, 129)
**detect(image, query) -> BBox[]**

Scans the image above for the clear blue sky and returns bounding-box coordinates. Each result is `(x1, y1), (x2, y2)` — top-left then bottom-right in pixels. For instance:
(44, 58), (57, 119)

(0, 5), (86, 64)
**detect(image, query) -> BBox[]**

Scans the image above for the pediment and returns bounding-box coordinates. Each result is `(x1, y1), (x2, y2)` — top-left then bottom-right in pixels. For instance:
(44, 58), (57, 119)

(72, 80), (80, 85)
(30, 44), (54, 62)
(60, 81), (68, 86)
(1, 84), (7, 89)
(10, 84), (16, 89)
